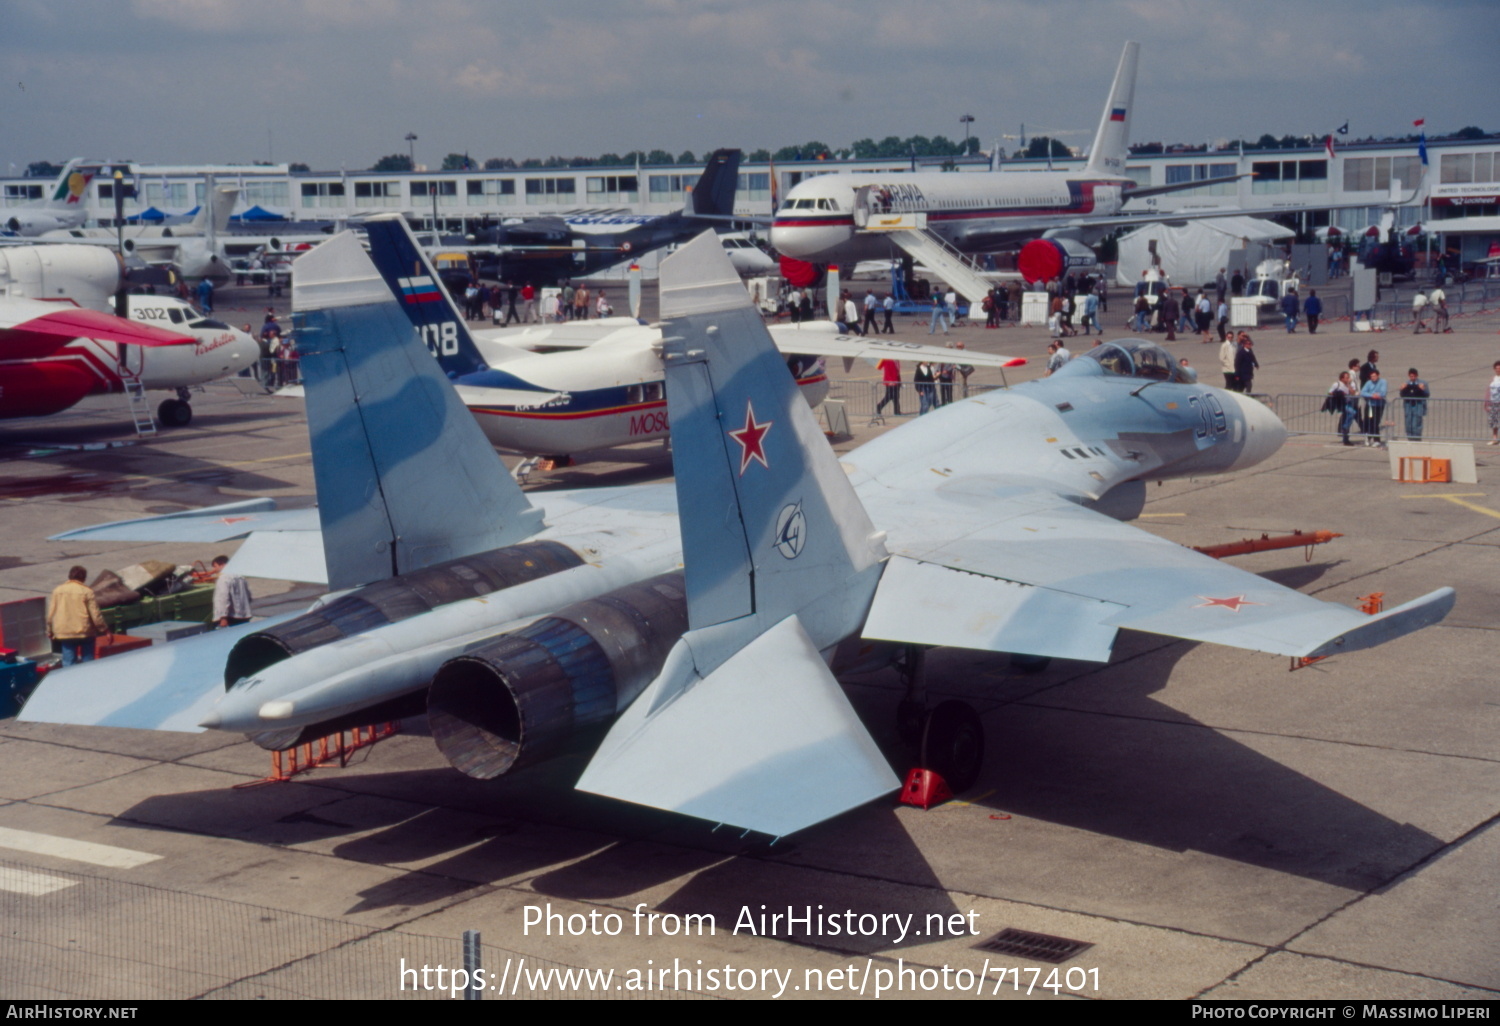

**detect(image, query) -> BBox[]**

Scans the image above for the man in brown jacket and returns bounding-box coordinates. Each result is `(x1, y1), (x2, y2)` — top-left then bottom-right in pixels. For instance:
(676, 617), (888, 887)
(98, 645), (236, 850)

(47, 566), (108, 666)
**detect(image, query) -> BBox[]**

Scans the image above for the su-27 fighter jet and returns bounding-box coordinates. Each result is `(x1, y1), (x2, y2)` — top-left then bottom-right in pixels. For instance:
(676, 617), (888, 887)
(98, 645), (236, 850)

(26, 232), (1455, 838)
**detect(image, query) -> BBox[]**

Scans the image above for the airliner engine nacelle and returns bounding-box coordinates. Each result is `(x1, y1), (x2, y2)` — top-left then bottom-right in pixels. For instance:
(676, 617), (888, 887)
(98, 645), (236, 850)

(1017, 237), (1099, 284)
(0, 245), (123, 307)
(6, 213), (65, 235)
(428, 573), (688, 779)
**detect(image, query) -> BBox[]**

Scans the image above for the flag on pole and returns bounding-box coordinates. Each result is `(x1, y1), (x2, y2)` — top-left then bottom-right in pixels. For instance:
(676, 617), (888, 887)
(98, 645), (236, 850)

(769, 157), (779, 211)
(1324, 134), (1336, 160)
(1415, 119), (1429, 166)
(1336, 122), (1349, 135)
(1412, 118), (1425, 127)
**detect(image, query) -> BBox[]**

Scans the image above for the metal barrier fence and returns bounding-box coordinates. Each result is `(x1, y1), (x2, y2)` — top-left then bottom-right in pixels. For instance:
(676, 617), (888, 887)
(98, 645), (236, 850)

(1367, 279), (1500, 329)
(1269, 393), (1493, 443)
(0, 857), (709, 1000)
(255, 356), (301, 388)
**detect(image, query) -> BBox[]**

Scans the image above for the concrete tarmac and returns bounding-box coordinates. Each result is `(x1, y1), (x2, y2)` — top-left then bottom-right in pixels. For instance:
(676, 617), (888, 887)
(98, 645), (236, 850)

(0, 282), (1497, 1000)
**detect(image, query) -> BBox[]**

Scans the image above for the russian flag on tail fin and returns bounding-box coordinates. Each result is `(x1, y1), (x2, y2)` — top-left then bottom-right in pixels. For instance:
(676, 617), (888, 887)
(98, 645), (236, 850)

(361, 214), (489, 379)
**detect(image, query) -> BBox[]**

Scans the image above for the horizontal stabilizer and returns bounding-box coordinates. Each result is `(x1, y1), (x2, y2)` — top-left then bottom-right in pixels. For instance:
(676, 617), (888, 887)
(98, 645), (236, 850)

(226, 529), (329, 584)
(47, 498), (314, 544)
(577, 615), (899, 837)
(863, 556), (1119, 662)
(19, 616), (294, 731)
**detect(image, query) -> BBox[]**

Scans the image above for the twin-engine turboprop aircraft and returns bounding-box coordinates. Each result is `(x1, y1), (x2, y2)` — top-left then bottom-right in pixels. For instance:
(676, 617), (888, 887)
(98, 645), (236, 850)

(0, 295), (242, 422)
(360, 213), (1025, 465)
(27, 232), (1454, 838)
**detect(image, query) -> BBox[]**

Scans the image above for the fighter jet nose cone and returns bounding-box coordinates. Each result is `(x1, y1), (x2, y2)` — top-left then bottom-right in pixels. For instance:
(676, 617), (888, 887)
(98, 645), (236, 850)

(198, 711), (223, 729)
(1227, 390), (1287, 470)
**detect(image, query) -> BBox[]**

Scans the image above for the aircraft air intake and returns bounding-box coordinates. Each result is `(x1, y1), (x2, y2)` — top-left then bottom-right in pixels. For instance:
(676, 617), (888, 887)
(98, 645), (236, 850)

(428, 573), (688, 779)
(223, 541), (585, 685)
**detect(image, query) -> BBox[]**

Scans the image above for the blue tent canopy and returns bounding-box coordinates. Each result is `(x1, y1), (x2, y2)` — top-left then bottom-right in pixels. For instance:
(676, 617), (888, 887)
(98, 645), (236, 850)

(229, 205), (289, 222)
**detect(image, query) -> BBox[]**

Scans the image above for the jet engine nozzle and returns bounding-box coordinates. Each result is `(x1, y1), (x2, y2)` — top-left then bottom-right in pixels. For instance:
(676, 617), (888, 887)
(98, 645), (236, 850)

(429, 573), (687, 779)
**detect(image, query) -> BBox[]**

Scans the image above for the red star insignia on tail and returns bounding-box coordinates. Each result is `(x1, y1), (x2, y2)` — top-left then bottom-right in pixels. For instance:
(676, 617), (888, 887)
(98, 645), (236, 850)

(1194, 595), (1262, 612)
(727, 401), (772, 475)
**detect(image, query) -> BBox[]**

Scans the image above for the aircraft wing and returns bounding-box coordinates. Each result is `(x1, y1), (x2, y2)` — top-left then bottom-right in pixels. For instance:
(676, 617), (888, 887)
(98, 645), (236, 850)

(47, 498), (328, 583)
(452, 384), (568, 409)
(862, 484), (1454, 662)
(767, 327), (1027, 369)
(47, 498), (317, 543)
(18, 616), (297, 731)
(0, 297), (194, 347)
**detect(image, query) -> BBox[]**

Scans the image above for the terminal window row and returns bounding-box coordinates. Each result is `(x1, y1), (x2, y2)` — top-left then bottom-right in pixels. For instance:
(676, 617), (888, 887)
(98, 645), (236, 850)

(1343, 155), (1424, 193)
(1251, 159), (1328, 194)
(1439, 152), (1499, 185)
(1164, 162), (1238, 196)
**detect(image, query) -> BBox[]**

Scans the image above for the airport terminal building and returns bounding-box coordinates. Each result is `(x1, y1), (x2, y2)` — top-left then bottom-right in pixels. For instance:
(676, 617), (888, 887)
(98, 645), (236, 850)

(5, 137), (1498, 270)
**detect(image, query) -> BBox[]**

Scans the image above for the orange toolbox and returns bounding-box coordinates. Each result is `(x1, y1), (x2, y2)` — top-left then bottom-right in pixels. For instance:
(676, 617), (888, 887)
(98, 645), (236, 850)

(94, 634), (153, 659)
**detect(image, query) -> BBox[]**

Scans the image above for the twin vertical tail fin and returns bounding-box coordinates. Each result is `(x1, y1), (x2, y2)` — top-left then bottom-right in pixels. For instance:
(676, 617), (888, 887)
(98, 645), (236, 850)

(361, 213), (491, 379)
(687, 148), (743, 217)
(658, 230), (886, 636)
(576, 231), (897, 837)
(291, 231), (543, 591)
(1083, 41), (1139, 177)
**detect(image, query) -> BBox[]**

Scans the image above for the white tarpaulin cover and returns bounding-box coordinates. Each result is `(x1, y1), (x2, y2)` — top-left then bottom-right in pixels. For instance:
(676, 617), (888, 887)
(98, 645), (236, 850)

(1116, 216), (1293, 286)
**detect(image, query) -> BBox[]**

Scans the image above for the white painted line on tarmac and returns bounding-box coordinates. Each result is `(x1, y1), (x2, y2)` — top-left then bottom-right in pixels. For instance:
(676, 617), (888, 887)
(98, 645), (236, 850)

(0, 866), (77, 895)
(0, 826), (162, 868)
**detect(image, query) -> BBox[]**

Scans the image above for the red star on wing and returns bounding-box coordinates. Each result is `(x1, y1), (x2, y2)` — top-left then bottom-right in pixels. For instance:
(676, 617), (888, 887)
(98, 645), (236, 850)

(727, 401), (772, 475)
(217, 516), (254, 525)
(1194, 595), (1262, 612)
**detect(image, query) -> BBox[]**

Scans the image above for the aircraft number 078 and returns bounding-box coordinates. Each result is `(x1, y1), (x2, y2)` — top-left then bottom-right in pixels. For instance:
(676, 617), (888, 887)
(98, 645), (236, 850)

(420, 322), (460, 357)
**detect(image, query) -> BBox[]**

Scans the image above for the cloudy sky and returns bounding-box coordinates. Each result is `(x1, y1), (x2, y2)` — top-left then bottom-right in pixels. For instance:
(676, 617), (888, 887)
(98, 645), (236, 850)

(2, 0), (1496, 173)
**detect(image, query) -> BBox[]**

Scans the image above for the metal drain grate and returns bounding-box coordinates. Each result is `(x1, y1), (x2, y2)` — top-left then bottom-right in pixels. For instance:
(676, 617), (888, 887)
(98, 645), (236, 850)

(973, 928), (1093, 964)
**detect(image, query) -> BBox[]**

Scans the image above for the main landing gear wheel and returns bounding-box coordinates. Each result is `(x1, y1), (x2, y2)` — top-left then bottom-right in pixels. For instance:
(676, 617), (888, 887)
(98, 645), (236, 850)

(920, 700), (984, 793)
(157, 398), (192, 427)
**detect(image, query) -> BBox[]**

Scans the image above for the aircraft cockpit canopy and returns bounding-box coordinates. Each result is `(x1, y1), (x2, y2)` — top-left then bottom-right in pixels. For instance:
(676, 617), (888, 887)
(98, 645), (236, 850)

(1078, 339), (1194, 384)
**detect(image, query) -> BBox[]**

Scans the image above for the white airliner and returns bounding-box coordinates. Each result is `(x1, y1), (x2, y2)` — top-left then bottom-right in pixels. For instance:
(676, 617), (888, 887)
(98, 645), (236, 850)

(39, 185), (239, 282)
(1, 160), (101, 237)
(770, 42), (1252, 285)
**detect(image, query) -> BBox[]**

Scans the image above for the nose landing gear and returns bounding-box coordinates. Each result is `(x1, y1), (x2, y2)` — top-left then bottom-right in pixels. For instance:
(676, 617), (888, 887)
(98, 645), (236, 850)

(157, 387), (194, 427)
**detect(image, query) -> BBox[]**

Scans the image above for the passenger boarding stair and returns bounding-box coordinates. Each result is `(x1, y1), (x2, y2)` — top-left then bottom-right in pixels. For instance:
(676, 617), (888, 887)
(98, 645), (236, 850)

(881, 229), (996, 309)
(124, 380), (157, 437)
